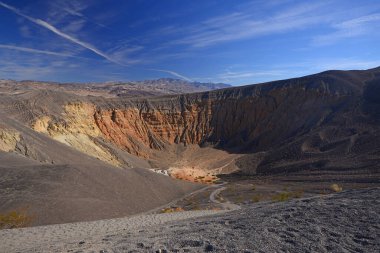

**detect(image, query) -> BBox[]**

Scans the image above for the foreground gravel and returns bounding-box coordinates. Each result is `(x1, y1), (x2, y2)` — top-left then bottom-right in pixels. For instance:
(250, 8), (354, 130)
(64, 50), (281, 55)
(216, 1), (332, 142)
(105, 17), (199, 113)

(1, 188), (379, 252)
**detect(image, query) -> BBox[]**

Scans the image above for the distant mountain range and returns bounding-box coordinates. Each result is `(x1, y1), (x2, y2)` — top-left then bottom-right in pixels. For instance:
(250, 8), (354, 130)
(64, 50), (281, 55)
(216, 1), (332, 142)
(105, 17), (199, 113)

(0, 78), (230, 98)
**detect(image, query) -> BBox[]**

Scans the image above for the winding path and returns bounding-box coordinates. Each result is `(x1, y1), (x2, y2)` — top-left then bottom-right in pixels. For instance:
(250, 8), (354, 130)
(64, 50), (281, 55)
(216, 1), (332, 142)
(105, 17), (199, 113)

(209, 183), (241, 210)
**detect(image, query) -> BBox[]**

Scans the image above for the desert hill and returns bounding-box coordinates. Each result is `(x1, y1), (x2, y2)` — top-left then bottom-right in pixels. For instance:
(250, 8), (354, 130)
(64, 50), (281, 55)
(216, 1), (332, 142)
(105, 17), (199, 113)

(0, 78), (230, 98)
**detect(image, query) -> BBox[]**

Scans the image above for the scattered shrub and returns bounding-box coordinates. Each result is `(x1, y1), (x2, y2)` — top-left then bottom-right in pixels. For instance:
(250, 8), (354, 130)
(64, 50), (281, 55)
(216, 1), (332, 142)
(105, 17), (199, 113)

(0, 209), (33, 229)
(293, 190), (304, 198)
(160, 207), (185, 213)
(251, 195), (262, 203)
(236, 196), (244, 203)
(330, 184), (343, 192)
(271, 189), (306, 202)
(192, 204), (201, 211)
(272, 192), (292, 202)
(227, 186), (236, 192)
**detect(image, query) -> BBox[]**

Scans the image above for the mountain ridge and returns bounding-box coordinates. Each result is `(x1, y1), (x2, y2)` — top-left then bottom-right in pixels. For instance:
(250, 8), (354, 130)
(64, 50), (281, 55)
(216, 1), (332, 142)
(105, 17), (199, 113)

(0, 78), (230, 98)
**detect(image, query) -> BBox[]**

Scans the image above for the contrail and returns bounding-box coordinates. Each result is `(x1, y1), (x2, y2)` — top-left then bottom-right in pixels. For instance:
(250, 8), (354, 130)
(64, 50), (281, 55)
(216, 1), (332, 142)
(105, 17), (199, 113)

(0, 44), (84, 58)
(0, 1), (191, 80)
(0, 1), (120, 65)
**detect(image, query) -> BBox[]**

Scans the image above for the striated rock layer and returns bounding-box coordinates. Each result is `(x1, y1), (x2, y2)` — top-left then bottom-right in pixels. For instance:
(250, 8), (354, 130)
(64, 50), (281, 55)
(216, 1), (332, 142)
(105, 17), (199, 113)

(86, 68), (380, 177)
(2, 67), (380, 177)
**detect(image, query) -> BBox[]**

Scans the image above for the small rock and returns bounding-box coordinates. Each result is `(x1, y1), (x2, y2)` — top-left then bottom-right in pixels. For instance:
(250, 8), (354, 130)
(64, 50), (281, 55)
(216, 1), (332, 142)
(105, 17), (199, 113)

(78, 241), (85, 245)
(205, 244), (214, 252)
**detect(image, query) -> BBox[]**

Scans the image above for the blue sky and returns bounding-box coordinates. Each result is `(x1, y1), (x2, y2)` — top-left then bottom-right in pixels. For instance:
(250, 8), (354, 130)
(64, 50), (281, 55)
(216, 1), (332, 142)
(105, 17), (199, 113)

(0, 0), (379, 85)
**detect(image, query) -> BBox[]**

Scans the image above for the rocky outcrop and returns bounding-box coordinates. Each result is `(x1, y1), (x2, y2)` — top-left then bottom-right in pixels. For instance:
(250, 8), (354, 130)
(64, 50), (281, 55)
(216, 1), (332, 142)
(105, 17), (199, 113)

(32, 103), (122, 167)
(0, 126), (20, 152)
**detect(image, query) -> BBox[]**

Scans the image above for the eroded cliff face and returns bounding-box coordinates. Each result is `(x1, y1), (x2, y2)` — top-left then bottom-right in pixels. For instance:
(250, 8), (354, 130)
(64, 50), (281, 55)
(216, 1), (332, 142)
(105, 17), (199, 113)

(32, 103), (122, 167)
(21, 68), (380, 176)
(93, 101), (213, 157)
(28, 76), (352, 170)
(93, 79), (348, 156)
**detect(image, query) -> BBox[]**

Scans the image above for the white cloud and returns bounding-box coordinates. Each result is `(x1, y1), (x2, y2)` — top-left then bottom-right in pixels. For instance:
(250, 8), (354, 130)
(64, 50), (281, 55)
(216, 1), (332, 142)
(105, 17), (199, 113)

(310, 58), (380, 71)
(337, 13), (380, 29)
(196, 58), (380, 85)
(148, 68), (192, 81)
(0, 55), (58, 80)
(166, 2), (330, 48)
(61, 19), (86, 34)
(312, 13), (380, 46)
(53, 1), (108, 29)
(205, 69), (289, 85)
(107, 44), (145, 63)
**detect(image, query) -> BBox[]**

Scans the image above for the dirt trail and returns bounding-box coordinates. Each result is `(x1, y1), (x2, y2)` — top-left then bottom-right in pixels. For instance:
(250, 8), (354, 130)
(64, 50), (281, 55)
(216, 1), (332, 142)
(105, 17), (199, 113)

(209, 183), (241, 210)
(148, 181), (241, 213)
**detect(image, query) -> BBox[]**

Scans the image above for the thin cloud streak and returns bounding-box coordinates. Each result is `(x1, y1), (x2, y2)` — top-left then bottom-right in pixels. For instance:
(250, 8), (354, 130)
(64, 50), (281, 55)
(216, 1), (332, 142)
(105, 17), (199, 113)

(167, 2), (330, 47)
(312, 13), (380, 46)
(63, 8), (109, 29)
(198, 58), (380, 85)
(0, 1), (120, 65)
(148, 68), (192, 81)
(0, 44), (83, 58)
(219, 70), (286, 80)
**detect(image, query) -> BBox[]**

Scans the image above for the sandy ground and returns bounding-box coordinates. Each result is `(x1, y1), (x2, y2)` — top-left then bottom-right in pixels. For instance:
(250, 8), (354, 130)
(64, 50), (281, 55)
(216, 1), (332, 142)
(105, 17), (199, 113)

(0, 210), (225, 253)
(1, 187), (379, 253)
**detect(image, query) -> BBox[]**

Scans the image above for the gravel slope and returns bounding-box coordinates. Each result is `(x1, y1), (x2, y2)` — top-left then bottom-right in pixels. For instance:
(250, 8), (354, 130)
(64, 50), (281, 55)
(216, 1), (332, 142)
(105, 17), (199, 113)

(1, 188), (379, 253)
